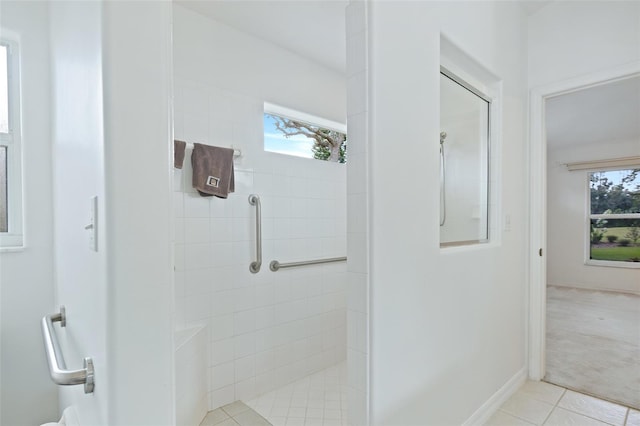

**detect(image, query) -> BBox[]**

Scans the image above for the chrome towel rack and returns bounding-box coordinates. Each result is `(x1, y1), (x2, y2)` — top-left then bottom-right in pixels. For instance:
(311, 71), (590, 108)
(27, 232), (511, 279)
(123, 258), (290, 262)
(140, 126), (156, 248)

(269, 256), (347, 272)
(41, 306), (94, 393)
(249, 194), (262, 273)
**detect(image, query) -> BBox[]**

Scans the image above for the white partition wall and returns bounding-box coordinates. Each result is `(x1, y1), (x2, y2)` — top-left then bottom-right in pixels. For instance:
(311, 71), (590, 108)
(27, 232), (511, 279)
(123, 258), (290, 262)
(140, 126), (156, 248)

(49, 1), (174, 424)
(365, 2), (529, 424)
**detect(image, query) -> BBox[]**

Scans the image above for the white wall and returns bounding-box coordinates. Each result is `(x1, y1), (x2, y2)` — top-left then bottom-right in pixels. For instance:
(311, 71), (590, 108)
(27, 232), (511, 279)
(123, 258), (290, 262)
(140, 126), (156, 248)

(364, 2), (529, 424)
(0, 2), (58, 424)
(547, 139), (640, 294)
(528, 1), (640, 89)
(344, 3), (369, 425)
(49, 1), (109, 422)
(102, 2), (174, 424)
(173, 5), (347, 410)
(50, 1), (174, 424)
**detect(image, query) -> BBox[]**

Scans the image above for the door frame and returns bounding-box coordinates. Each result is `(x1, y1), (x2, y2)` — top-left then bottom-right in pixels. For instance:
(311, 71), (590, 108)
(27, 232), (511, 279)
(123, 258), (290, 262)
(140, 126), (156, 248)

(527, 61), (640, 381)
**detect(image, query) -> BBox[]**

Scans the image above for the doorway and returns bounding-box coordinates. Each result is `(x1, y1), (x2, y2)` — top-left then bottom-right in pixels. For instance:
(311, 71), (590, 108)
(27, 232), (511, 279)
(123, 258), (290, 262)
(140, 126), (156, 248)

(528, 64), (640, 410)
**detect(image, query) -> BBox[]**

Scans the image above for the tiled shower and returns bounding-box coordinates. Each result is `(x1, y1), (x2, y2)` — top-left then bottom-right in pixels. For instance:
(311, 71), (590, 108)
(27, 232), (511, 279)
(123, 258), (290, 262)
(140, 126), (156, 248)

(172, 63), (347, 411)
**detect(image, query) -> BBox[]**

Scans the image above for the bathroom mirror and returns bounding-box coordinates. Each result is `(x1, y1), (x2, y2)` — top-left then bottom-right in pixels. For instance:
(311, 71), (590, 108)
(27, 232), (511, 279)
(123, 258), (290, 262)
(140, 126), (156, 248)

(439, 68), (490, 247)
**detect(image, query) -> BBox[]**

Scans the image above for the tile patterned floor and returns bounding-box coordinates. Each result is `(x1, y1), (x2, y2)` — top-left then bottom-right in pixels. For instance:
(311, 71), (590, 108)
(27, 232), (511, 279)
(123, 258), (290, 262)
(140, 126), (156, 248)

(200, 365), (639, 426)
(488, 380), (640, 426)
(246, 362), (348, 426)
(200, 401), (271, 426)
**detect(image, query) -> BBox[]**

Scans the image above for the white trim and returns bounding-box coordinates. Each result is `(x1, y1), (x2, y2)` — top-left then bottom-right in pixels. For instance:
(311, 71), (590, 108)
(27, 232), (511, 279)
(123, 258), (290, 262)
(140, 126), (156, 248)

(528, 61), (640, 382)
(586, 259), (640, 269)
(462, 368), (527, 426)
(0, 37), (23, 248)
(566, 156), (640, 171)
(590, 213), (640, 220)
(264, 102), (347, 134)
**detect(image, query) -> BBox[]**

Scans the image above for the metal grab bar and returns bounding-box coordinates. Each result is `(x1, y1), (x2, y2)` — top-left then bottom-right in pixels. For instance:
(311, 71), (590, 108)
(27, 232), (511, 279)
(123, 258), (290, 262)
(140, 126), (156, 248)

(249, 194), (262, 273)
(41, 306), (94, 394)
(270, 256), (347, 272)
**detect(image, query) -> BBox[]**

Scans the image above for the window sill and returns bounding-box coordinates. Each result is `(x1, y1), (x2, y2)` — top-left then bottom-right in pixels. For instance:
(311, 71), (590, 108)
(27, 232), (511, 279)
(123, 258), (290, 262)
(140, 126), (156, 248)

(0, 233), (24, 251)
(585, 259), (640, 269)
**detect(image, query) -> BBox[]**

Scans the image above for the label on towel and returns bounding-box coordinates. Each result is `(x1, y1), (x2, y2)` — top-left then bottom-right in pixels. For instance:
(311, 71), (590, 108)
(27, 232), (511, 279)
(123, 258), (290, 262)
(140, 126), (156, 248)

(206, 176), (220, 188)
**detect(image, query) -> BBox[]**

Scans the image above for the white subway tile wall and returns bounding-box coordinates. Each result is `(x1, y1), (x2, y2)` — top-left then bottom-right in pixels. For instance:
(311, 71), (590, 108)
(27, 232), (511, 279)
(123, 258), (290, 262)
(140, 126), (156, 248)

(345, 2), (370, 426)
(173, 78), (348, 410)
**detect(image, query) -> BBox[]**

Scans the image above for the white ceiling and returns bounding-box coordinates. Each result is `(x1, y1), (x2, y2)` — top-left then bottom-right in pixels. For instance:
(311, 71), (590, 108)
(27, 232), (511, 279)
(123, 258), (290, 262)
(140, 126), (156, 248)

(174, 1), (554, 76)
(174, 0), (348, 74)
(546, 76), (640, 149)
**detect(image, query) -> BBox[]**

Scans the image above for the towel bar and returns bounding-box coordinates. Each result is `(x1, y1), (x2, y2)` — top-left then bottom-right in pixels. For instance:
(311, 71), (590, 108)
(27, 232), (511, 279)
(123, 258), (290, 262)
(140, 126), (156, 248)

(41, 306), (94, 393)
(269, 256), (347, 271)
(185, 143), (241, 158)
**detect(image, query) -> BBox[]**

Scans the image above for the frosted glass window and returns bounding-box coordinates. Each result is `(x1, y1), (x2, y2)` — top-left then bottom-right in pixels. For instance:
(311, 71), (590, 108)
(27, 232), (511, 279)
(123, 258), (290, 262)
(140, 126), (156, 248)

(439, 70), (490, 247)
(0, 45), (8, 134)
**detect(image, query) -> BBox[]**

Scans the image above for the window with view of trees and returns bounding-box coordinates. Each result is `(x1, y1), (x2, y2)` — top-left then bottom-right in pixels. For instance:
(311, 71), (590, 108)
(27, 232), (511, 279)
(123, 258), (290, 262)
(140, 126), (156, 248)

(263, 104), (346, 163)
(0, 39), (23, 248)
(589, 168), (640, 263)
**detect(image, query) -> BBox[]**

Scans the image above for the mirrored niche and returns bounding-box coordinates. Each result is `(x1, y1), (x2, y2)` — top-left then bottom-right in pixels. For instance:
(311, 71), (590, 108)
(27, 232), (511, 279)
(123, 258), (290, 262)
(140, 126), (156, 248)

(439, 67), (490, 247)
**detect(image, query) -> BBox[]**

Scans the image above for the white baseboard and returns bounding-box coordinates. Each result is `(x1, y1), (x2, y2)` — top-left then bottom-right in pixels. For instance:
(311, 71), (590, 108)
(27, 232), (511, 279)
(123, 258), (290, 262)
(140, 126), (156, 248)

(462, 367), (527, 426)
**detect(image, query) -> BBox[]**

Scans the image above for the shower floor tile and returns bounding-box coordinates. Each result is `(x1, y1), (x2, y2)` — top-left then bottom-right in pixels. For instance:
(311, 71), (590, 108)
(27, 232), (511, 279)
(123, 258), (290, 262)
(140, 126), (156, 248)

(200, 402), (271, 426)
(247, 362), (349, 426)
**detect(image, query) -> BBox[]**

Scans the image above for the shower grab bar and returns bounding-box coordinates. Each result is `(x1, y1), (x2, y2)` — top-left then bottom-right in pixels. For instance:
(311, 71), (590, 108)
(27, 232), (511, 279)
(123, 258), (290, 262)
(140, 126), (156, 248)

(269, 256), (347, 272)
(249, 194), (262, 273)
(41, 306), (95, 394)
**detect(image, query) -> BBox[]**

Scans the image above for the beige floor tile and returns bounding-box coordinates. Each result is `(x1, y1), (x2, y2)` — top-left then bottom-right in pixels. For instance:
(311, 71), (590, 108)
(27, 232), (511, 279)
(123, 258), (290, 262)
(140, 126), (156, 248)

(520, 381), (566, 405)
(233, 409), (272, 426)
(306, 408), (323, 419)
(215, 419), (241, 426)
(558, 390), (628, 426)
(544, 407), (610, 426)
(627, 409), (640, 426)
(201, 408), (231, 426)
(288, 407), (306, 418)
(501, 392), (555, 425)
(270, 407), (289, 418)
(485, 410), (536, 425)
(269, 417), (286, 426)
(222, 401), (252, 417)
(285, 418), (305, 426)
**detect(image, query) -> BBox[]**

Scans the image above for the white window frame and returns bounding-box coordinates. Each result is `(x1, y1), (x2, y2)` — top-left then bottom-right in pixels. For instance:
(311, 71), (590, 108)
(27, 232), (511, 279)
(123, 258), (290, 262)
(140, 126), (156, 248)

(0, 37), (23, 249)
(585, 168), (640, 269)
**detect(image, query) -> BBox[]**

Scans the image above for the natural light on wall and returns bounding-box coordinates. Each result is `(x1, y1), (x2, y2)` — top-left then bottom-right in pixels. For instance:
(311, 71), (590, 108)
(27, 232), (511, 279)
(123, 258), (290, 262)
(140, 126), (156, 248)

(263, 103), (347, 164)
(589, 168), (640, 264)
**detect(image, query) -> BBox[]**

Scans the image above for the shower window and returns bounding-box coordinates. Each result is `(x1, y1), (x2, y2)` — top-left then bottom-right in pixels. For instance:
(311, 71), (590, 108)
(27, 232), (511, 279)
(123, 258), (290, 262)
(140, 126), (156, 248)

(439, 68), (490, 247)
(263, 103), (347, 163)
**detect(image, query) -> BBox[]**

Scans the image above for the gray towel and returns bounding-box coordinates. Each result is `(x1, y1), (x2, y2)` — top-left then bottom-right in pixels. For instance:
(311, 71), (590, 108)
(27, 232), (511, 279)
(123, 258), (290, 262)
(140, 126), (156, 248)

(174, 140), (186, 169)
(191, 143), (235, 198)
